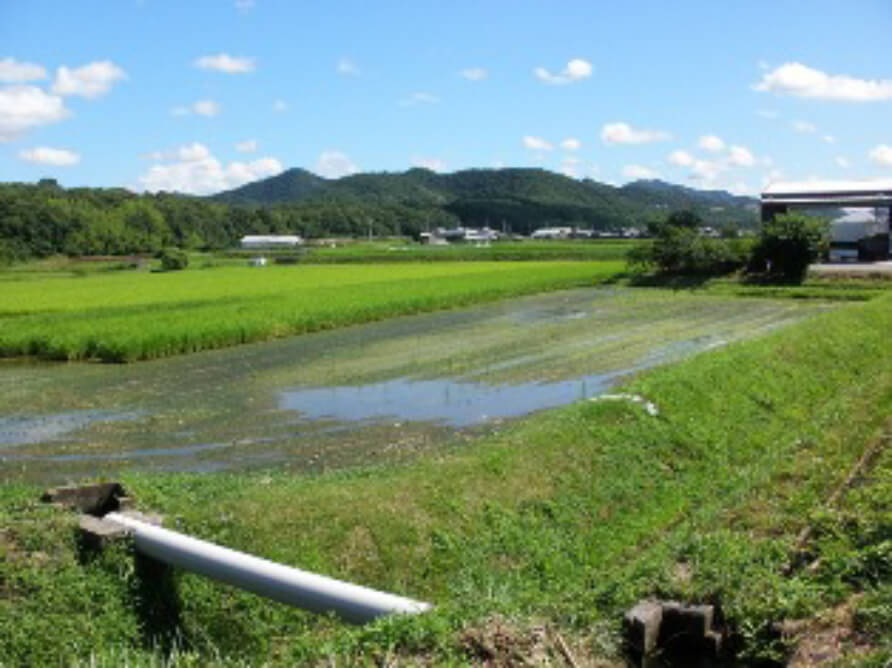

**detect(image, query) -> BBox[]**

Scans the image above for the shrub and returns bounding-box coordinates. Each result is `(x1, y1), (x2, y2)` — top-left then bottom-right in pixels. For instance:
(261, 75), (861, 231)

(751, 212), (828, 282)
(627, 210), (749, 276)
(159, 247), (189, 271)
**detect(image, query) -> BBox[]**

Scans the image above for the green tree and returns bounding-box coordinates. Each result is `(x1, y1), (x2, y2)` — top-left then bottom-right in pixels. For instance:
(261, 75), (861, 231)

(159, 247), (189, 271)
(629, 209), (748, 276)
(752, 212), (828, 281)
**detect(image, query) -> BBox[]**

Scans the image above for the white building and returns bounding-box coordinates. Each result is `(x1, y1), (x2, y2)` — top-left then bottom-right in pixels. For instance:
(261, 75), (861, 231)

(240, 235), (303, 249)
(531, 227), (572, 240)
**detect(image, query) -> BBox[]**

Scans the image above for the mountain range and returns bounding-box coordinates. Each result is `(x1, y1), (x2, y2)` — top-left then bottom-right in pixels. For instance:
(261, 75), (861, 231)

(211, 167), (759, 230)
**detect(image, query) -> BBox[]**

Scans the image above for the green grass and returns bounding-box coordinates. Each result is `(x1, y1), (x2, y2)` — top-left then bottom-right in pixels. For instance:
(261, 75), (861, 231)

(2, 292), (891, 665)
(0, 261), (624, 362)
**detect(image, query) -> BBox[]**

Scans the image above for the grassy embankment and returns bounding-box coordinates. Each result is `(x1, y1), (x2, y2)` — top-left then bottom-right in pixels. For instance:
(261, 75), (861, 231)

(0, 261), (623, 362)
(1, 291), (890, 665)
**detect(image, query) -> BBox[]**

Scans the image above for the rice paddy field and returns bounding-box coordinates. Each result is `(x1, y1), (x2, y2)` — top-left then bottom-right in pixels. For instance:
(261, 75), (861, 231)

(0, 287), (832, 485)
(0, 261), (624, 362)
(298, 239), (639, 263)
(1, 259), (891, 666)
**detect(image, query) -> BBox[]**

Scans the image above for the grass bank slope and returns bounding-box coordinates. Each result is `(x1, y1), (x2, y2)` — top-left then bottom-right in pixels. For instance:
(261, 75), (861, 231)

(1, 293), (890, 665)
(0, 261), (622, 362)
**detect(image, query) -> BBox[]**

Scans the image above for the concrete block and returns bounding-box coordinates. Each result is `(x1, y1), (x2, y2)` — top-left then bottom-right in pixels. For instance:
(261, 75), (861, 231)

(624, 600), (663, 656)
(659, 602), (715, 650)
(117, 510), (163, 526)
(79, 514), (132, 550)
(42, 482), (126, 515)
(702, 630), (723, 658)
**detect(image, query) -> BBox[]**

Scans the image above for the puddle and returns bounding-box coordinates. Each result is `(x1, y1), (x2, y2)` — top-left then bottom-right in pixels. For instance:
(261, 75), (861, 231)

(0, 287), (833, 483)
(280, 373), (621, 427)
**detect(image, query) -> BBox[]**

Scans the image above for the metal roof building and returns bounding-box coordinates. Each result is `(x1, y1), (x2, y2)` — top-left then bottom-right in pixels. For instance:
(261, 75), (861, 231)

(761, 179), (892, 217)
(761, 179), (892, 261)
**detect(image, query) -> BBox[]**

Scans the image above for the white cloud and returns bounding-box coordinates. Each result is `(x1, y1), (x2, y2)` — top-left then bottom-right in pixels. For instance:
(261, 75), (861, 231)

(399, 92), (439, 106)
(691, 159), (725, 183)
(792, 120), (817, 134)
(835, 156), (851, 169)
(0, 85), (70, 141)
(143, 143), (212, 161)
(762, 168), (785, 188)
(727, 145), (756, 167)
(668, 149), (695, 167)
(698, 134), (725, 152)
(410, 156), (447, 172)
(18, 146), (80, 166)
(51, 60), (126, 98)
(560, 165), (578, 179)
(316, 150), (359, 178)
(460, 67), (487, 81)
(754, 62), (892, 102)
(138, 143), (283, 195)
(0, 58), (47, 83)
(337, 57), (360, 76)
(236, 139), (258, 153)
(869, 144), (892, 166)
(272, 99), (288, 112)
(534, 58), (592, 85)
(194, 99), (220, 116)
(822, 135), (836, 144)
(177, 142), (211, 161)
(622, 164), (659, 180)
(173, 100), (221, 117)
(560, 137), (581, 151)
(522, 135), (553, 151)
(194, 53), (255, 74)
(728, 181), (752, 196)
(560, 156), (582, 178)
(234, 0), (255, 10)
(601, 122), (671, 145)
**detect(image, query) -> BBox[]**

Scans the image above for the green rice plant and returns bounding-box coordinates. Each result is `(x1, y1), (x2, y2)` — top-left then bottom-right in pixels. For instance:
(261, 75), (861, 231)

(301, 240), (639, 263)
(0, 262), (624, 361)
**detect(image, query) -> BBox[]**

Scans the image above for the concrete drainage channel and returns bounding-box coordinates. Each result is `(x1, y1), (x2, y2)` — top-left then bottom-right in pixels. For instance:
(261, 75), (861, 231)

(43, 482), (431, 624)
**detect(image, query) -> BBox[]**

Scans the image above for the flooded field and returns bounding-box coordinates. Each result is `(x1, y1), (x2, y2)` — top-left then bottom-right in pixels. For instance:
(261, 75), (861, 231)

(0, 288), (832, 484)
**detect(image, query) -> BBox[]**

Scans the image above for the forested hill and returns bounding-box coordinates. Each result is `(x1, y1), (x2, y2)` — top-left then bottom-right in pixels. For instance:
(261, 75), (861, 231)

(0, 171), (757, 263)
(213, 167), (758, 230)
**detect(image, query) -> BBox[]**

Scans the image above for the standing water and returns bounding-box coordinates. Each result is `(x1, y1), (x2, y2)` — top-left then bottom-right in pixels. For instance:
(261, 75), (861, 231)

(0, 288), (831, 484)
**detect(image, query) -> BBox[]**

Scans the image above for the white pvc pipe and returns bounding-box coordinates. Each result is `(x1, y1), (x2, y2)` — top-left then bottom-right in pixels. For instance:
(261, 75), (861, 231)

(105, 512), (431, 624)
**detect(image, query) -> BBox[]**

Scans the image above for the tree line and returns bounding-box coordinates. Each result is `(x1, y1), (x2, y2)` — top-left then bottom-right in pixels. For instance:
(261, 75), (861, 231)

(0, 180), (460, 263)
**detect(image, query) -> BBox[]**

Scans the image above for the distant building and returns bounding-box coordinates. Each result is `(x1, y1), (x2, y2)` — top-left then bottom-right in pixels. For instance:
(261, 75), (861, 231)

(431, 227), (500, 243)
(240, 235), (303, 249)
(531, 227), (572, 240)
(418, 232), (449, 245)
(761, 180), (892, 262)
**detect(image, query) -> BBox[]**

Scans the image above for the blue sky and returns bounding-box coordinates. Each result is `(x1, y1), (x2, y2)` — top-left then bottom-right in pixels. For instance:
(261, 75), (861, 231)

(1, 0), (891, 195)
